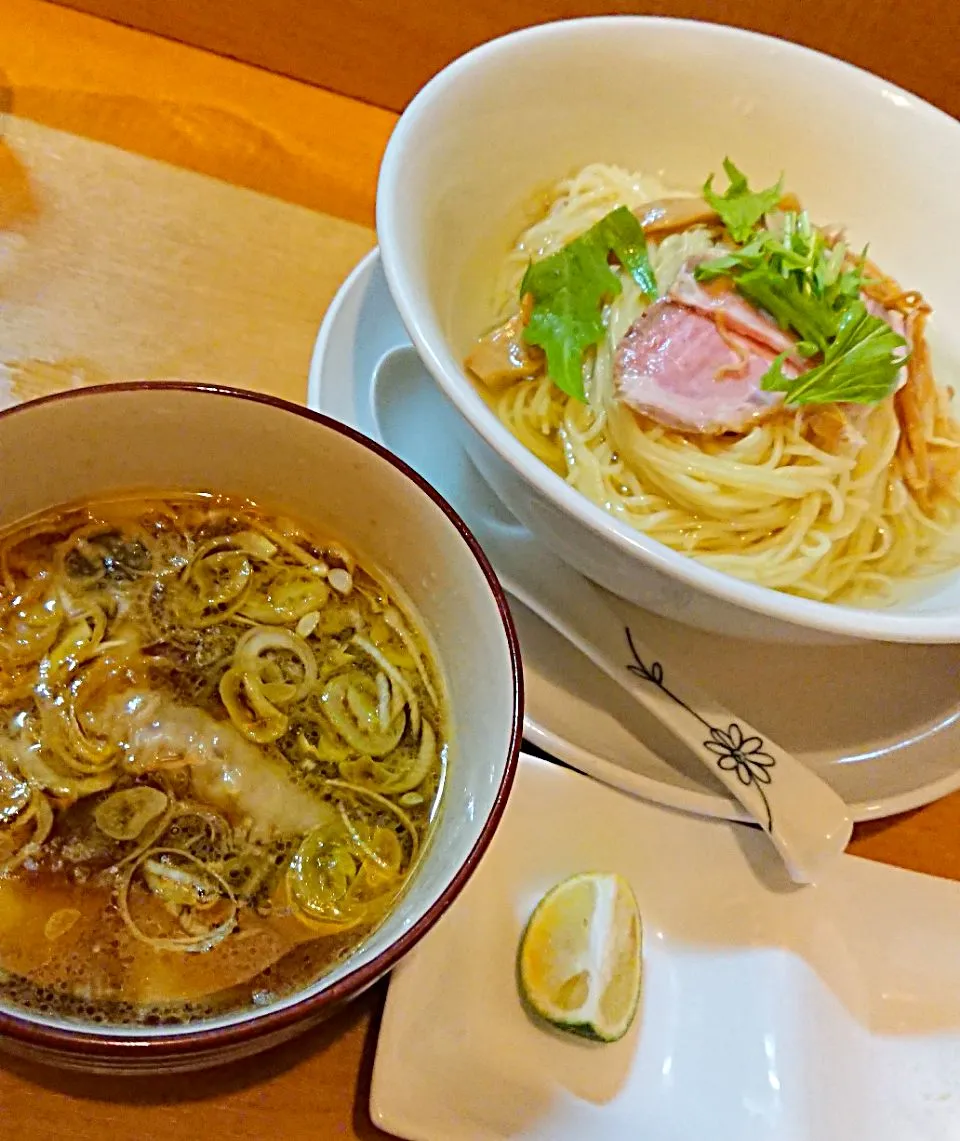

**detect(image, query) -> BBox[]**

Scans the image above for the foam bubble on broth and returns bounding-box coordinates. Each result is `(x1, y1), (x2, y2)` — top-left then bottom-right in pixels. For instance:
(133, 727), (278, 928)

(0, 493), (448, 1028)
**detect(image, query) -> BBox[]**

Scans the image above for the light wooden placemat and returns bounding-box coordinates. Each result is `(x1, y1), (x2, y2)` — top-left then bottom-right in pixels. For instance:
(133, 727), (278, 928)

(0, 115), (374, 409)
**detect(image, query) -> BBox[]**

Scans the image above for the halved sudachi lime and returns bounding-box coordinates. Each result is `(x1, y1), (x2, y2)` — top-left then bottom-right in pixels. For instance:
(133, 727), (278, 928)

(517, 872), (642, 1043)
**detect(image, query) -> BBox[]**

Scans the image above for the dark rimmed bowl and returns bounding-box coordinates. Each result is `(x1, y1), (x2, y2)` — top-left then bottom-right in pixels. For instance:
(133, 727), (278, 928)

(0, 382), (523, 1073)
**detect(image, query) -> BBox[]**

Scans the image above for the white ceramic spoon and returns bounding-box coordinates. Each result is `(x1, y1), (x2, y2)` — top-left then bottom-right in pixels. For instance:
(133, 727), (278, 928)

(375, 348), (853, 885)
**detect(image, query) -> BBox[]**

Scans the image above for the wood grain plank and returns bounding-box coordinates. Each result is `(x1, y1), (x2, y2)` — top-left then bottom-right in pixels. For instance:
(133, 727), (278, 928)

(1, 0), (395, 224)
(0, 984), (391, 1140)
(44, 0), (960, 118)
(0, 116), (374, 407)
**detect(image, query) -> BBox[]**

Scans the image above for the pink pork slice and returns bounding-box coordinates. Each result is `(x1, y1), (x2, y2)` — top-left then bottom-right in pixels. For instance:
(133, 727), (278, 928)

(672, 258), (910, 374)
(668, 259), (801, 359)
(614, 300), (795, 435)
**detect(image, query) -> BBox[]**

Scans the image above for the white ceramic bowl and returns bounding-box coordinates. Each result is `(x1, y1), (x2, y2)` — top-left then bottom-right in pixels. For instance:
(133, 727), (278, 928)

(377, 17), (960, 643)
(0, 382), (523, 1072)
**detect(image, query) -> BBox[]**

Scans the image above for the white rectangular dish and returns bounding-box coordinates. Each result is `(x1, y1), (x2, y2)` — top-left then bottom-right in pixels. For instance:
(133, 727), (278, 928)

(371, 754), (960, 1140)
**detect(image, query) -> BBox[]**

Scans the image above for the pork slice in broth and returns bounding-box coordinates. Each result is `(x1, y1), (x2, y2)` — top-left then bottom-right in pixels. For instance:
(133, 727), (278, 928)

(110, 693), (335, 838)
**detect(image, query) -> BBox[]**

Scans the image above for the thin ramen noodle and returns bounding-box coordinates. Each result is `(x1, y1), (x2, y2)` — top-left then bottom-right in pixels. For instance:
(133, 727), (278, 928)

(466, 163), (960, 604)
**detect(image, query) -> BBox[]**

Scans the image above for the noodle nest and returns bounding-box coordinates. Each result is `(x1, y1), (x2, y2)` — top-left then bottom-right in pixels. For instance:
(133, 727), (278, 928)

(485, 164), (960, 604)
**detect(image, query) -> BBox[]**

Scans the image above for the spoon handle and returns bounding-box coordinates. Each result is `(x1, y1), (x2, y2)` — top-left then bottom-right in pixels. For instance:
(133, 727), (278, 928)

(369, 347), (851, 882)
(610, 623), (851, 883)
(486, 526), (852, 885)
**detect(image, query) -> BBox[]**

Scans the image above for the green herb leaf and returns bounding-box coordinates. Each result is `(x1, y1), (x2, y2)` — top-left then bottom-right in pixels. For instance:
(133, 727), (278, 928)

(521, 206), (657, 401)
(692, 208), (902, 405)
(733, 266), (839, 352)
(760, 300), (907, 406)
(594, 206), (658, 298)
(695, 222), (850, 352)
(702, 158), (783, 244)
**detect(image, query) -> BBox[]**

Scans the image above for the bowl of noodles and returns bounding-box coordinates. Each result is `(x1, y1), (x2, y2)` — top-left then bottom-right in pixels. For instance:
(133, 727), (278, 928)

(0, 382), (522, 1072)
(377, 17), (960, 643)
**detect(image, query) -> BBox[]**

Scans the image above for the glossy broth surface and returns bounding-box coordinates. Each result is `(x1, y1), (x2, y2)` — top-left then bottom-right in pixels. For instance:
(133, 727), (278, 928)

(0, 494), (447, 1026)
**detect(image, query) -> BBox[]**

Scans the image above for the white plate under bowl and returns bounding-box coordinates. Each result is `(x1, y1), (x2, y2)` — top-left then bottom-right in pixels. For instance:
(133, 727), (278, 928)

(308, 250), (960, 825)
(371, 753), (960, 1141)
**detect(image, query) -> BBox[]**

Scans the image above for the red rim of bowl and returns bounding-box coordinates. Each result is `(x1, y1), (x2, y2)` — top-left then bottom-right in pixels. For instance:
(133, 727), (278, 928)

(0, 380), (525, 1060)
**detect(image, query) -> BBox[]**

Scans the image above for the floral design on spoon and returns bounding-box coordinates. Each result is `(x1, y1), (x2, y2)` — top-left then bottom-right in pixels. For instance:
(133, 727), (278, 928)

(625, 628), (776, 831)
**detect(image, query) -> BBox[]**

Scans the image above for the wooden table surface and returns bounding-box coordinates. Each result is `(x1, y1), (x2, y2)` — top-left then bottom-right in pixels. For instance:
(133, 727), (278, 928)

(1, 1), (959, 1136)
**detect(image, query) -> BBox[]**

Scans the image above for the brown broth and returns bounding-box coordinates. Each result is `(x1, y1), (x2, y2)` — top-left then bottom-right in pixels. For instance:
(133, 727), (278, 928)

(0, 494), (447, 1027)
